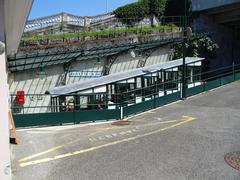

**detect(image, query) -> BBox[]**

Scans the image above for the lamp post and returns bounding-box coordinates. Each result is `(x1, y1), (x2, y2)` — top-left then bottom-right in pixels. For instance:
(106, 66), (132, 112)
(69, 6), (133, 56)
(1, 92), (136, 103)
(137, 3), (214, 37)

(181, 0), (188, 99)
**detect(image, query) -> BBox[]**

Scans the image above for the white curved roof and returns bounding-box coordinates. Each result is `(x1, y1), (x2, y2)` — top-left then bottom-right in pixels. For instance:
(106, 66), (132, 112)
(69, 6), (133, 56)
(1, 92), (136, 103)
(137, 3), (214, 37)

(50, 57), (204, 96)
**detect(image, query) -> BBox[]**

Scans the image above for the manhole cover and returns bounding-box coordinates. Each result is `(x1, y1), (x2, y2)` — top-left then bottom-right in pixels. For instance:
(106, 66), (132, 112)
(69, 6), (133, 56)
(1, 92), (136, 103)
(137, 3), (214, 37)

(224, 152), (240, 171)
(111, 120), (131, 126)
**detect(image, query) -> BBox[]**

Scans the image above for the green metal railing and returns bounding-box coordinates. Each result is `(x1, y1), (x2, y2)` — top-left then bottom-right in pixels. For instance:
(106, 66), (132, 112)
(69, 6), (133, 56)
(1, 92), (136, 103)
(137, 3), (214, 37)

(185, 64), (240, 97)
(11, 63), (240, 128)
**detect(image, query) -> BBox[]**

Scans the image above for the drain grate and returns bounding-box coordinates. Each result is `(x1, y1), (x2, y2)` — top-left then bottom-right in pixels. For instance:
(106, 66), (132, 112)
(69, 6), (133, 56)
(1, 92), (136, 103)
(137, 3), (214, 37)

(111, 120), (131, 126)
(224, 152), (240, 171)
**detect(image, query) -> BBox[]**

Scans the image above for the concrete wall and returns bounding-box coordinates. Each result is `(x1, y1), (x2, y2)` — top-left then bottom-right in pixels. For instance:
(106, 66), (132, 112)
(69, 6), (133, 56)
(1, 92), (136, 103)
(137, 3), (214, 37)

(145, 47), (172, 67)
(66, 58), (105, 85)
(194, 14), (240, 69)
(193, 0), (240, 11)
(10, 46), (173, 97)
(9, 64), (64, 94)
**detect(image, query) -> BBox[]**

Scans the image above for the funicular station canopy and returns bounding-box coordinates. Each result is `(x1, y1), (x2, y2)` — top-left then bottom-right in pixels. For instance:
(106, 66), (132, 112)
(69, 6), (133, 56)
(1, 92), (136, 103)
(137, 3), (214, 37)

(12, 56), (205, 127)
(48, 57), (204, 120)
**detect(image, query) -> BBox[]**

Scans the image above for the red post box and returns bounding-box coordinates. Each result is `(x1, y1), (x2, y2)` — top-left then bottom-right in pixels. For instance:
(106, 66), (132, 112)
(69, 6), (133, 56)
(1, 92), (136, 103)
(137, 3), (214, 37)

(16, 91), (25, 105)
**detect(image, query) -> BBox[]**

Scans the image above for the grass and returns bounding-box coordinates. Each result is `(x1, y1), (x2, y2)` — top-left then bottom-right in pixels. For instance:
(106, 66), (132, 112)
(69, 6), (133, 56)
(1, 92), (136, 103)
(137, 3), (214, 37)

(21, 25), (179, 42)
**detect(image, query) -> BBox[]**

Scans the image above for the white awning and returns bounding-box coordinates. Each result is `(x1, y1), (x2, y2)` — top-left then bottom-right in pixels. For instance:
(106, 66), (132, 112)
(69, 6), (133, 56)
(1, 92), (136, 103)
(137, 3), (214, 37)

(50, 57), (205, 96)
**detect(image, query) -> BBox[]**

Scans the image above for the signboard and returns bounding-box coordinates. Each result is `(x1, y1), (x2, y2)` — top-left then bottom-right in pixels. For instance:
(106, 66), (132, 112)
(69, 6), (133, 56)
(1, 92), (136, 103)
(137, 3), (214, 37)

(68, 70), (103, 78)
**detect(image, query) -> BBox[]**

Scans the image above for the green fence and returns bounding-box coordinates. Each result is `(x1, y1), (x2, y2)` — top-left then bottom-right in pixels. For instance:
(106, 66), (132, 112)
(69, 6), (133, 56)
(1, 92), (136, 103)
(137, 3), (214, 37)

(186, 85), (204, 97)
(123, 99), (155, 117)
(186, 71), (240, 98)
(75, 109), (120, 123)
(14, 112), (75, 128)
(235, 72), (240, 80)
(14, 109), (120, 128)
(12, 65), (240, 128)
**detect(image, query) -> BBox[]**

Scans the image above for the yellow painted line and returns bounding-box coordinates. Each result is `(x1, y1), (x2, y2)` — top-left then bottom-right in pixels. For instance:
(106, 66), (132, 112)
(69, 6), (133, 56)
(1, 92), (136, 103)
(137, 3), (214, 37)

(26, 126), (120, 135)
(19, 117), (189, 163)
(19, 116), (195, 167)
(27, 131), (56, 134)
(19, 145), (63, 162)
(19, 131), (99, 163)
(18, 132), (98, 163)
(137, 119), (186, 127)
(145, 111), (156, 114)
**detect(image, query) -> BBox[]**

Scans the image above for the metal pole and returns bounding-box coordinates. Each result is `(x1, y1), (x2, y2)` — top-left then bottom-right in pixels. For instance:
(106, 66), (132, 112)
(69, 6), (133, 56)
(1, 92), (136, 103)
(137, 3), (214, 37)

(181, 0), (187, 99)
(232, 26), (235, 80)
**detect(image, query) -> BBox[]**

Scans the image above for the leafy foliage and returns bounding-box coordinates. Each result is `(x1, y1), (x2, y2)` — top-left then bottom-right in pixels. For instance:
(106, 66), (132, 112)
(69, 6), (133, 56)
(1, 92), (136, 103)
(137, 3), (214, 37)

(21, 25), (178, 42)
(113, 0), (166, 25)
(148, 0), (167, 18)
(173, 36), (219, 59)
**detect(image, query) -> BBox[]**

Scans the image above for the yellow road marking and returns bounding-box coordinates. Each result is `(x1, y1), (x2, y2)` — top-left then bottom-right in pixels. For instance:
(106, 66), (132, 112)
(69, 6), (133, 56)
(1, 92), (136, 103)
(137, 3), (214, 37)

(19, 145), (63, 162)
(27, 131), (56, 134)
(145, 111), (156, 114)
(138, 119), (186, 127)
(19, 116), (195, 167)
(26, 126), (119, 134)
(27, 119), (181, 135)
(19, 130), (101, 163)
(19, 117), (187, 162)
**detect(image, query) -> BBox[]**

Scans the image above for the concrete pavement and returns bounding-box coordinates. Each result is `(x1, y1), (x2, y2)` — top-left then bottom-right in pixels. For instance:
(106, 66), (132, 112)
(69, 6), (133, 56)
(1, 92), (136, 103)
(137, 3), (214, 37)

(11, 81), (240, 180)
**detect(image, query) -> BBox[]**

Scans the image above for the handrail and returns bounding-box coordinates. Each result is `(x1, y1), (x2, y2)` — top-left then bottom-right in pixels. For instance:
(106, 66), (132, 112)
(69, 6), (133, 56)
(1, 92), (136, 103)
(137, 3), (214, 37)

(10, 62), (240, 115)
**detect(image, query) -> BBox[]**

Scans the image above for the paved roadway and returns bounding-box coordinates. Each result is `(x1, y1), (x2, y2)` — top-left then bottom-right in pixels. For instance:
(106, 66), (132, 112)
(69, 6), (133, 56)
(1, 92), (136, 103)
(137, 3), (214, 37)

(11, 82), (240, 180)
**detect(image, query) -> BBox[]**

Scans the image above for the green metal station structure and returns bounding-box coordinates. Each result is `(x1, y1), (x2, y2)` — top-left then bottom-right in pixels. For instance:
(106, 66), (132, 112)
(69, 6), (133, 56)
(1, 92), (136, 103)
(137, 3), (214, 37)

(49, 57), (203, 116)
(11, 57), (206, 127)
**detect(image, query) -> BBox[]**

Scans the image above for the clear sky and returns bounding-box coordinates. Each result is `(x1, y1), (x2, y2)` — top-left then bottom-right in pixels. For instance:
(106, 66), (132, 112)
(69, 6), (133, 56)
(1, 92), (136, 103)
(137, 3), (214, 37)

(29, 0), (138, 20)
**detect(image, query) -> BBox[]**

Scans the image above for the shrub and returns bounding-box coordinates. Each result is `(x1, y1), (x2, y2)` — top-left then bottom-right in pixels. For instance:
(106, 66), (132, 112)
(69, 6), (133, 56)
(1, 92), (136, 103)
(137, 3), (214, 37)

(113, 0), (166, 25)
(173, 36), (219, 59)
(149, 0), (167, 18)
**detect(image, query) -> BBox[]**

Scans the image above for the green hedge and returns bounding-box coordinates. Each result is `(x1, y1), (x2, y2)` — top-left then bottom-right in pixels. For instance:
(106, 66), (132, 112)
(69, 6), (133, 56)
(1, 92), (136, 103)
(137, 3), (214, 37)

(113, 0), (166, 25)
(21, 25), (177, 42)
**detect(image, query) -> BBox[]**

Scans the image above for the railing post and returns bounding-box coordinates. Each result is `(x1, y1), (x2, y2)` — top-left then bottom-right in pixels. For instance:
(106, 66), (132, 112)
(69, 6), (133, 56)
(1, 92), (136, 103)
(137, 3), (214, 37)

(181, 0), (188, 100)
(233, 61), (235, 81)
(154, 88), (156, 108)
(120, 93), (123, 120)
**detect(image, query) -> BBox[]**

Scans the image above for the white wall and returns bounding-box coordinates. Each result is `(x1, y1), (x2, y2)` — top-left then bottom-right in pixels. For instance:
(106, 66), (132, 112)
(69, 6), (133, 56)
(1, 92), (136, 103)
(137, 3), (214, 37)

(109, 53), (141, 74)
(0, 0), (11, 179)
(145, 47), (172, 66)
(66, 58), (104, 85)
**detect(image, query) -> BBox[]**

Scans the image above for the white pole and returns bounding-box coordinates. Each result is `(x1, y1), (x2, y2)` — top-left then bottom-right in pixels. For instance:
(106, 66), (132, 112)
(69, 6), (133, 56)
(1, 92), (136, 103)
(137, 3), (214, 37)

(0, 0), (12, 179)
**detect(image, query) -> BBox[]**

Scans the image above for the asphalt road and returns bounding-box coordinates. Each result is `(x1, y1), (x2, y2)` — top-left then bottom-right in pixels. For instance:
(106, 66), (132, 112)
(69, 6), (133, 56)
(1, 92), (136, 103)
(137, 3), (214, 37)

(11, 81), (240, 180)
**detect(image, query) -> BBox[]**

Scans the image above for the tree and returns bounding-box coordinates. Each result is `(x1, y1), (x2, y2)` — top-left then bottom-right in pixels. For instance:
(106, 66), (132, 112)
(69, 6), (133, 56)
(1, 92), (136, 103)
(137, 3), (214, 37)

(148, 0), (167, 18)
(113, 0), (166, 26)
(173, 36), (218, 60)
(113, 1), (149, 25)
(149, 0), (167, 26)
